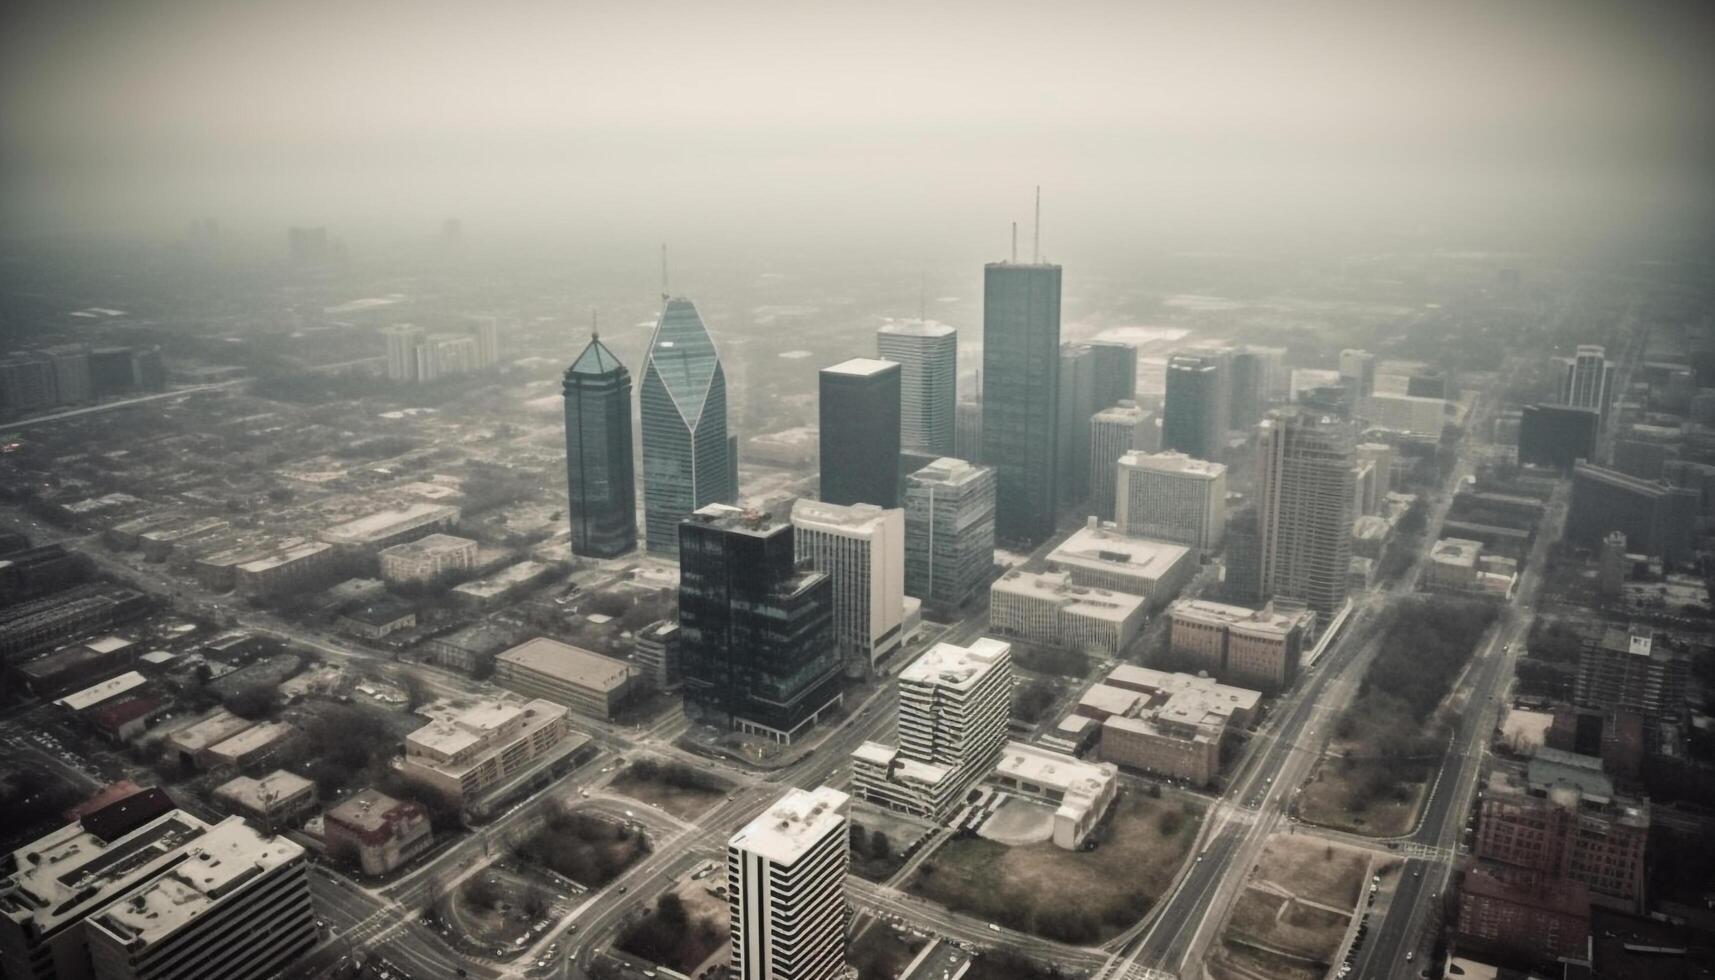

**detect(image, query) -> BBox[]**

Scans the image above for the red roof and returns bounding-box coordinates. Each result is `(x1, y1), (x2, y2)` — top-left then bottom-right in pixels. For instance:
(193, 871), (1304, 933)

(64, 779), (146, 821)
(87, 695), (163, 733)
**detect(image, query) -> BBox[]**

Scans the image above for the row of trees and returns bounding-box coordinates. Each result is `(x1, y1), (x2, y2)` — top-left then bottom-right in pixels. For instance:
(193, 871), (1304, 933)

(508, 809), (651, 888)
(616, 893), (726, 973)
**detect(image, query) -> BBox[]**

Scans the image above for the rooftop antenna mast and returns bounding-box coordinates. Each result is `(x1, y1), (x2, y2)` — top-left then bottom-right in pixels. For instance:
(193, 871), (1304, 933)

(1032, 185), (1041, 263)
(591, 307), (599, 340)
(660, 244), (670, 305)
(1011, 222), (1018, 264)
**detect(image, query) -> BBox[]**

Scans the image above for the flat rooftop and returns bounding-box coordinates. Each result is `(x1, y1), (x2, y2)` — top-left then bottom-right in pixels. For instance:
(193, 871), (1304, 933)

(214, 770), (314, 811)
(898, 638), (1010, 690)
(451, 560), (549, 598)
(730, 786), (850, 866)
(1431, 537), (1483, 567)
(56, 670), (148, 712)
(822, 357), (899, 377)
(496, 637), (637, 692)
(991, 741), (1114, 798)
(205, 721), (295, 759)
(322, 502), (459, 545)
(878, 318), (955, 339)
(165, 710), (255, 753)
(790, 498), (894, 532)
(1049, 526), (1191, 580)
(325, 788), (415, 834)
(0, 811), (209, 935)
(380, 532), (477, 559)
(994, 570), (1146, 621)
(687, 502), (785, 538)
(908, 457), (991, 487)
(1168, 598), (1312, 636)
(1117, 450), (1227, 479)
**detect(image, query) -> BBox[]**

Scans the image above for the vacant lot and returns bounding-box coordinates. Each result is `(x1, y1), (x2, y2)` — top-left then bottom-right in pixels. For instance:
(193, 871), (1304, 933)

(1210, 834), (1369, 980)
(849, 923), (927, 980)
(907, 793), (1199, 943)
(1210, 938), (1327, 980)
(608, 758), (728, 820)
(616, 884), (727, 975)
(1297, 756), (1425, 837)
(511, 809), (649, 889)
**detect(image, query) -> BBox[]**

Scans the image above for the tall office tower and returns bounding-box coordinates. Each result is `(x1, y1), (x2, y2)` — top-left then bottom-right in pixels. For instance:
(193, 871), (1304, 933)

(877, 320), (957, 457)
(472, 316), (501, 368)
(1115, 450), (1228, 553)
(1567, 462), (1698, 563)
(1597, 532), (1628, 597)
(1057, 343), (1097, 505)
(728, 787), (851, 980)
(1255, 414), (1357, 617)
(981, 259), (1062, 544)
(819, 358), (901, 507)
(1228, 348), (1267, 429)
(954, 400), (984, 463)
(1089, 402), (1154, 522)
(1163, 354), (1226, 462)
(1338, 349), (1377, 398)
(678, 504), (842, 743)
(1559, 345), (1615, 420)
(1088, 340), (1138, 411)
(1223, 506), (1264, 604)
(1250, 346), (1288, 402)
(383, 324), (425, 382)
(791, 500), (906, 676)
(903, 457), (997, 615)
(640, 298), (734, 556)
(563, 332), (637, 558)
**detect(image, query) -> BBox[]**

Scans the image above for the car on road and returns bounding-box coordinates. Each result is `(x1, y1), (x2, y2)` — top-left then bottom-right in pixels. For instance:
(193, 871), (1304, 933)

(1406, 952), (1415, 962)
(987, 923), (1001, 932)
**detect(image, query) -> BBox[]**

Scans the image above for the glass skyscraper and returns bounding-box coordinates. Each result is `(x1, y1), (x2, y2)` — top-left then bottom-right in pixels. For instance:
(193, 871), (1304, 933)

(876, 320), (957, 457)
(639, 297), (734, 557)
(981, 261), (1062, 545)
(1163, 353), (1227, 462)
(563, 332), (636, 557)
(819, 358), (901, 508)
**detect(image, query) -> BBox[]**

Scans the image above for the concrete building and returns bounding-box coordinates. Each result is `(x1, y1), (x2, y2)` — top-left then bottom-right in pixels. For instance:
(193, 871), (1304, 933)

(1090, 665), (1260, 786)
(1455, 868), (1590, 964)
(213, 770), (317, 827)
(1573, 627), (1690, 729)
(323, 789), (434, 876)
(1165, 599), (1314, 691)
(791, 500), (905, 675)
(492, 637), (639, 720)
(1114, 451), (1227, 553)
(1596, 532), (1628, 597)
(1045, 521), (1195, 608)
(986, 743), (1117, 849)
(1338, 348), (1377, 398)
(233, 541), (335, 597)
(1357, 393), (1447, 437)
(728, 786), (851, 980)
(397, 697), (573, 809)
(1057, 343), (1097, 505)
(1557, 345), (1614, 420)
(1474, 749), (1649, 913)
(55, 671), (148, 716)
(982, 259), (1062, 545)
(633, 620), (682, 690)
(877, 319), (957, 457)
(1519, 404), (1600, 471)
(1568, 462), (1699, 563)
(1089, 402), (1155, 523)
(378, 533), (478, 583)
(336, 598), (416, 640)
(819, 358), (902, 508)
(1355, 442), (1395, 506)
(639, 298), (734, 556)
(989, 570), (1146, 656)
(450, 560), (551, 611)
(1255, 413), (1356, 617)
(903, 457), (996, 616)
(201, 721), (296, 771)
(850, 639), (1012, 820)
(321, 502), (460, 551)
(383, 325), (426, 382)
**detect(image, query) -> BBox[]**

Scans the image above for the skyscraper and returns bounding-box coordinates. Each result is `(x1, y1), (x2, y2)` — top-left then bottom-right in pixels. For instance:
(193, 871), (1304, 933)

(1089, 402), (1155, 523)
(1559, 345), (1615, 420)
(1228, 348), (1267, 429)
(1255, 413), (1356, 617)
(383, 324), (425, 382)
(1338, 349), (1377, 398)
(563, 332), (637, 558)
(1057, 343), (1096, 506)
(982, 260), (1062, 544)
(954, 399), (984, 463)
(728, 786), (851, 980)
(678, 504), (842, 743)
(640, 298), (733, 556)
(877, 320), (957, 457)
(1115, 450), (1228, 553)
(1163, 354), (1226, 462)
(819, 358), (901, 507)
(1088, 340), (1139, 411)
(791, 500), (906, 676)
(903, 457), (996, 615)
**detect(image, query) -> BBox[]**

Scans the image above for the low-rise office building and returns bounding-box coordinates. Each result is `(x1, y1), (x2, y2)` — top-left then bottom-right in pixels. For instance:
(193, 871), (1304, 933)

(397, 697), (573, 809)
(492, 637), (639, 720)
(1087, 665), (1261, 786)
(323, 788), (434, 876)
(378, 533), (479, 584)
(990, 570), (1146, 656)
(1045, 521), (1194, 609)
(1165, 598), (1315, 691)
(213, 770), (318, 827)
(985, 742), (1117, 850)
(321, 502), (460, 551)
(633, 620), (682, 689)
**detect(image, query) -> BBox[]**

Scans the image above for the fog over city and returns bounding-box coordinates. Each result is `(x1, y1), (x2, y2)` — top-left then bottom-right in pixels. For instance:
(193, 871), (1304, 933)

(1, 4), (1713, 980)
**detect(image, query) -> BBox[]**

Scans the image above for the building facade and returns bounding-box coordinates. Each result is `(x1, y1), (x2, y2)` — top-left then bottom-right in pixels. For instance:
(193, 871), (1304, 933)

(1056, 343), (1097, 506)
(377, 533), (478, 583)
(397, 698), (573, 809)
(819, 358), (902, 508)
(640, 298), (733, 556)
(902, 457), (996, 616)
(1255, 413), (1356, 617)
(877, 320), (957, 457)
(1567, 462), (1699, 563)
(493, 637), (639, 720)
(324, 789), (434, 876)
(728, 787), (851, 980)
(1165, 598), (1314, 691)
(791, 500), (906, 675)
(563, 332), (638, 557)
(981, 261), (1062, 545)
(1518, 404), (1599, 471)
(1114, 451), (1227, 553)
(989, 570), (1146, 656)
(1163, 353), (1226, 462)
(1558, 345), (1613, 419)
(1089, 402), (1155, 523)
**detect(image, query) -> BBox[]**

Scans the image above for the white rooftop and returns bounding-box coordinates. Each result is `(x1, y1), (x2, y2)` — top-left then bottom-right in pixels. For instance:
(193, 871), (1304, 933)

(205, 721), (296, 760)
(993, 570), (1146, 622)
(878, 318), (956, 338)
(56, 671), (147, 712)
(898, 638), (1011, 690)
(86, 635), (134, 655)
(214, 770), (315, 811)
(1431, 537), (1483, 567)
(1117, 450), (1227, 479)
(496, 637), (637, 692)
(729, 786), (850, 866)
(907, 457), (992, 487)
(1049, 526), (1191, 580)
(322, 502), (458, 545)
(790, 498), (896, 533)
(0, 811), (209, 936)
(823, 357), (899, 378)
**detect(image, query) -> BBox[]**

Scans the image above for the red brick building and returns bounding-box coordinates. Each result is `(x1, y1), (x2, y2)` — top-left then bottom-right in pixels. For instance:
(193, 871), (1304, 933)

(323, 788), (434, 876)
(1456, 867), (1591, 963)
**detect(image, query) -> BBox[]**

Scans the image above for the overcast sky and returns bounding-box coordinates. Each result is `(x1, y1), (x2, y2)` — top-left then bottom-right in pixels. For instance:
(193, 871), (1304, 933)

(3, 0), (1711, 257)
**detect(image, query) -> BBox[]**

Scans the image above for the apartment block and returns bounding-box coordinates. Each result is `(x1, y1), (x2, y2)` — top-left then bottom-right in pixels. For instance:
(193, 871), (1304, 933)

(791, 500), (907, 675)
(728, 787), (851, 980)
(397, 697), (574, 809)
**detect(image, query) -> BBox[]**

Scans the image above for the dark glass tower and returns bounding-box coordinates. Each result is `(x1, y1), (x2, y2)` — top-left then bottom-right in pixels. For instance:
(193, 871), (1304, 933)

(1163, 353), (1225, 462)
(819, 358), (901, 507)
(563, 333), (637, 557)
(677, 505), (843, 743)
(981, 261), (1062, 545)
(639, 297), (734, 557)
(1087, 340), (1138, 411)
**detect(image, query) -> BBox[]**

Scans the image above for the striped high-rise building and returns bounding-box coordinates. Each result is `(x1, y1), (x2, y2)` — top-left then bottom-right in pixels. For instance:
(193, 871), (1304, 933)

(877, 319), (957, 457)
(728, 787), (851, 980)
(903, 457), (996, 616)
(1255, 413), (1356, 617)
(790, 500), (906, 676)
(1089, 401), (1155, 523)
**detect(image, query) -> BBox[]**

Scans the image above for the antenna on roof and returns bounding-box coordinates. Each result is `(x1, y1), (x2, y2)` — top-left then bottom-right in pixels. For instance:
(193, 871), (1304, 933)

(1033, 185), (1041, 263)
(660, 244), (670, 305)
(591, 307), (599, 341)
(1011, 222), (1017, 264)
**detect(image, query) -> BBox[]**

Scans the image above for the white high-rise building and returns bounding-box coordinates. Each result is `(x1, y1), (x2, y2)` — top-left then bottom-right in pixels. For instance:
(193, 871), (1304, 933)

(1115, 450), (1228, 553)
(791, 500), (906, 675)
(1255, 413), (1356, 617)
(1558, 344), (1614, 419)
(877, 319), (957, 457)
(383, 324), (425, 382)
(1089, 401), (1156, 523)
(728, 787), (851, 980)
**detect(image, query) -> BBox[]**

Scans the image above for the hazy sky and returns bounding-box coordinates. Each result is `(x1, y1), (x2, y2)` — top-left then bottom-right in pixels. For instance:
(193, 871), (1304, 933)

(3, 0), (1711, 256)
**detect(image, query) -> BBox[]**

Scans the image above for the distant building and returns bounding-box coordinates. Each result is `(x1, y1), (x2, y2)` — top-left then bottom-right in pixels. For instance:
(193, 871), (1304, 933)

(818, 358), (902, 508)
(1357, 393), (1446, 437)
(1557, 345), (1614, 420)
(1057, 343), (1097, 505)
(1573, 627), (1690, 730)
(728, 786), (851, 980)
(378, 533), (478, 583)
(633, 620), (682, 690)
(1227, 348), (1268, 429)
(0, 351), (60, 411)
(986, 742), (1117, 850)
(1163, 353), (1226, 462)
(234, 540), (336, 596)
(954, 399), (983, 464)
(1425, 537), (1518, 596)
(1596, 531), (1627, 597)
(903, 457), (996, 616)
(563, 331), (638, 558)
(640, 298), (734, 556)
(1567, 462), (1698, 563)
(1088, 340), (1138, 412)
(877, 319), (957, 457)
(398, 697), (574, 809)
(791, 500), (906, 675)
(989, 570), (1146, 656)
(1090, 402), (1156, 522)
(383, 324), (426, 382)
(336, 598), (417, 640)
(982, 259), (1062, 545)
(1165, 599), (1315, 691)
(1255, 413), (1356, 617)
(321, 502), (460, 551)
(1089, 665), (1261, 786)
(324, 788), (434, 876)
(1456, 868), (1591, 963)
(492, 637), (639, 720)
(1222, 507), (1264, 605)
(1115, 451), (1227, 553)
(1045, 521), (1195, 608)
(214, 770), (317, 827)
(1338, 349), (1376, 398)
(1406, 370), (1450, 400)
(678, 505), (842, 743)
(201, 721), (297, 771)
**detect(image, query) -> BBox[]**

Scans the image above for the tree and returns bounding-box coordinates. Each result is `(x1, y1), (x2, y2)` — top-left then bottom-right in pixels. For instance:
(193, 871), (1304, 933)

(464, 876), (502, 910)
(867, 831), (891, 860)
(397, 669), (428, 711)
(657, 893), (689, 932)
(522, 883), (550, 919)
(223, 683), (276, 720)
